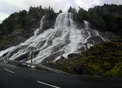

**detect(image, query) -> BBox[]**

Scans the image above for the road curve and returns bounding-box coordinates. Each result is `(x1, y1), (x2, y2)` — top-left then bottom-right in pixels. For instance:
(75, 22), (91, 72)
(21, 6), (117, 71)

(0, 62), (121, 88)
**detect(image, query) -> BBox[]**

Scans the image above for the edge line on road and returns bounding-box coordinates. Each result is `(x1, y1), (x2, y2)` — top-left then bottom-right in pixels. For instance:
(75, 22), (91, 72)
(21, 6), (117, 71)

(37, 81), (60, 88)
(4, 68), (14, 74)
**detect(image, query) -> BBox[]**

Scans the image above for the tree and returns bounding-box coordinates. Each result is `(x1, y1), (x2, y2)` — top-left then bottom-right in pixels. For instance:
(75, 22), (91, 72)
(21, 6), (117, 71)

(68, 6), (76, 13)
(0, 5), (56, 40)
(77, 7), (87, 21)
(29, 6), (37, 14)
(33, 12), (38, 18)
(97, 16), (105, 31)
(19, 10), (27, 16)
(59, 10), (63, 13)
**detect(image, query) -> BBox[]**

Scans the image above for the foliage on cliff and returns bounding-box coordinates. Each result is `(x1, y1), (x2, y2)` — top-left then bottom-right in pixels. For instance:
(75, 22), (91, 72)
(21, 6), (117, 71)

(76, 4), (122, 38)
(0, 4), (122, 40)
(48, 42), (122, 77)
(0, 6), (55, 39)
(82, 42), (122, 76)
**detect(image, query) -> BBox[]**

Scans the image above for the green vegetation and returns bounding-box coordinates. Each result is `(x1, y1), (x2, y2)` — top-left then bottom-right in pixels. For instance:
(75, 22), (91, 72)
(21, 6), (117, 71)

(0, 4), (121, 40)
(0, 5), (55, 39)
(66, 4), (122, 41)
(59, 10), (63, 13)
(68, 6), (77, 13)
(0, 5), (55, 51)
(82, 42), (122, 77)
(0, 37), (13, 50)
(0, 4), (121, 77)
(49, 42), (122, 77)
(77, 7), (87, 22)
(76, 4), (122, 38)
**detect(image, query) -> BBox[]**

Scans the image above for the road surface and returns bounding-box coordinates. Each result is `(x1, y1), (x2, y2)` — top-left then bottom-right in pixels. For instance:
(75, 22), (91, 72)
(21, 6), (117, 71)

(0, 62), (121, 88)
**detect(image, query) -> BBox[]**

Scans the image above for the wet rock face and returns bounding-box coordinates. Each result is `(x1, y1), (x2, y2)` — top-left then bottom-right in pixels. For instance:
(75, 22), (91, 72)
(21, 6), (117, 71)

(41, 13), (59, 32)
(68, 53), (80, 59)
(87, 36), (104, 44)
(1, 19), (40, 50)
(72, 14), (84, 29)
(15, 52), (29, 61)
(41, 13), (84, 32)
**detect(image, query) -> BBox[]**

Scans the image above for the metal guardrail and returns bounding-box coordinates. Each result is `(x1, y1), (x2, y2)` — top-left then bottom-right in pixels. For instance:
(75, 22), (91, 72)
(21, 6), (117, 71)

(0, 59), (68, 74)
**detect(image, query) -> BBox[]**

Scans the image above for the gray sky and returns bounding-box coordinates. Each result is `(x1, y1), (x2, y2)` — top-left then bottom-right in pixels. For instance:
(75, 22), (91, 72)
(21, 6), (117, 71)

(0, 0), (122, 23)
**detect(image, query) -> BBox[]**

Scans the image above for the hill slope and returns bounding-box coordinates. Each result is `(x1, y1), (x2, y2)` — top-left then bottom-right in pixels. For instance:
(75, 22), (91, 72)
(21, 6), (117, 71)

(47, 42), (122, 77)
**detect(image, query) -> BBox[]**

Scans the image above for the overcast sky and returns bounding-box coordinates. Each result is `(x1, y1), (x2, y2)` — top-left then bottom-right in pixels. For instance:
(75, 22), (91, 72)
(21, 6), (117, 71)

(0, 0), (122, 23)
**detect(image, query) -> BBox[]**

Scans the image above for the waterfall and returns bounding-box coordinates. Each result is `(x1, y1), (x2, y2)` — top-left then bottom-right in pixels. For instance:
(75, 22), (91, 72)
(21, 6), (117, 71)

(0, 12), (108, 64)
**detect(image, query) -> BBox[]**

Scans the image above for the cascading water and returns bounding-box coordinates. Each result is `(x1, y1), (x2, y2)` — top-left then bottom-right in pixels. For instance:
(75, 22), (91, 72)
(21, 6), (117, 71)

(0, 12), (108, 64)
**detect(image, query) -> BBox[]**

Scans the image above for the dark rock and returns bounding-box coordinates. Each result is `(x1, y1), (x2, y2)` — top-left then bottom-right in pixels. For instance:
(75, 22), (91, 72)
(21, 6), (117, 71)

(68, 53), (80, 59)
(41, 51), (64, 64)
(41, 13), (59, 32)
(33, 50), (40, 56)
(105, 31), (122, 41)
(55, 56), (66, 63)
(15, 52), (29, 61)
(73, 64), (93, 75)
(1, 52), (9, 57)
(80, 46), (85, 51)
(73, 14), (84, 29)
(87, 36), (104, 44)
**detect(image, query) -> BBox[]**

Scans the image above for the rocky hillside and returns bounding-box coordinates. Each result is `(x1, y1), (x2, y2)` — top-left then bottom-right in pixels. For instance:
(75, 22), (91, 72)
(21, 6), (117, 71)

(0, 4), (122, 51)
(0, 6), (55, 50)
(45, 42), (122, 77)
(75, 4), (122, 42)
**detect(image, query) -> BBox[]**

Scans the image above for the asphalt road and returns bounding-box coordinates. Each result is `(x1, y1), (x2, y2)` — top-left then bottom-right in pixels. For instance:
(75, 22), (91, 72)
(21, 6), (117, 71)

(0, 62), (121, 88)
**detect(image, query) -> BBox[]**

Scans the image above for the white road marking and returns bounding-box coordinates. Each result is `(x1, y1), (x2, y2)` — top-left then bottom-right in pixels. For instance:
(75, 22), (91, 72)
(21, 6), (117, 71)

(37, 81), (60, 88)
(4, 68), (14, 74)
